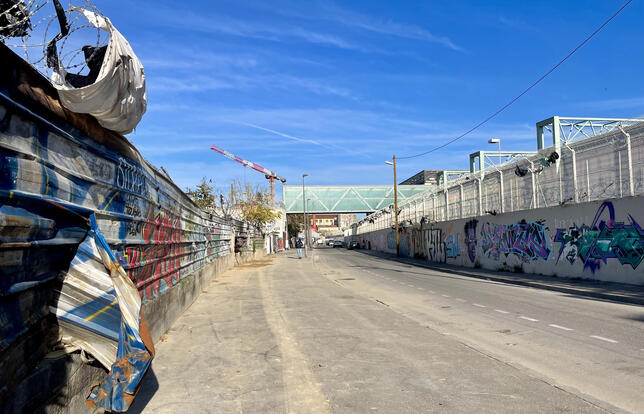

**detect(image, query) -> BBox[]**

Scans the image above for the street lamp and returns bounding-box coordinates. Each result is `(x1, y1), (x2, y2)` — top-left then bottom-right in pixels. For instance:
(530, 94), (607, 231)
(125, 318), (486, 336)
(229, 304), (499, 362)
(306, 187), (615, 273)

(385, 156), (399, 257)
(302, 173), (309, 254)
(488, 138), (501, 166)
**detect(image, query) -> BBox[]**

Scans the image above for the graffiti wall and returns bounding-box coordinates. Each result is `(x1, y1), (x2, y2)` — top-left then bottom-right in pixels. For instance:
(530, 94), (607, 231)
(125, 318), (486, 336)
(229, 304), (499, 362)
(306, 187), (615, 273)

(349, 197), (644, 285)
(0, 43), (243, 405)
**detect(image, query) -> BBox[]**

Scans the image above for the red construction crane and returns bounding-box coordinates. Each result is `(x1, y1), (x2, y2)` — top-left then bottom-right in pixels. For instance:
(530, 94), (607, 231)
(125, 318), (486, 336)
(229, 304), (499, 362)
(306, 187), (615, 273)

(210, 145), (286, 207)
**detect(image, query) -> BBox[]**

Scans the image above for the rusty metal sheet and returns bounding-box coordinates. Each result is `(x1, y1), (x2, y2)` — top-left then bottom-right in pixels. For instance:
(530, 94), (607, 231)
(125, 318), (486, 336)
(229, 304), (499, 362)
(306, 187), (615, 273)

(0, 42), (232, 409)
(52, 213), (154, 411)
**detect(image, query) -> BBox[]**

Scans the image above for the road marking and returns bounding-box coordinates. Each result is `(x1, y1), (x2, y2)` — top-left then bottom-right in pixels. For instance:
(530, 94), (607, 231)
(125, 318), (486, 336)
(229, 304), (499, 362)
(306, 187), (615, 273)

(519, 316), (539, 322)
(455, 298), (466, 302)
(408, 284), (415, 287)
(494, 309), (509, 314)
(418, 287), (425, 290)
(428, 290), (435, 294)
(590, 335), (619, 344)
(441, 294), (450, 298)
(472, 303), (486, 308)
(549, 324), (573, 331)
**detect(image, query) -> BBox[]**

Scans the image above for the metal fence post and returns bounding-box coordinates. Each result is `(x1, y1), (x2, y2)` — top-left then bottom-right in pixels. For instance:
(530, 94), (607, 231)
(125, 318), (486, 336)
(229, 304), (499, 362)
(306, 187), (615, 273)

(586, 159), (591, 201)
(499, 170), (504, 213)
(626, 129), (634, 196)
(619, 151), (623, 198)
(567, 145), (578, 203)
(459, 184), (464, 218)
(478, 177), (483, 216)
(530, 161), (537, 208)
(443, 177), (449, 220)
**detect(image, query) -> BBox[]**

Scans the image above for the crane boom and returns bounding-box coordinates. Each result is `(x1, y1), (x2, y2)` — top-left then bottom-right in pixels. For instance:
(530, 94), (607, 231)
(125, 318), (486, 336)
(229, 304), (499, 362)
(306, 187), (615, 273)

(210, 145), (286, 183)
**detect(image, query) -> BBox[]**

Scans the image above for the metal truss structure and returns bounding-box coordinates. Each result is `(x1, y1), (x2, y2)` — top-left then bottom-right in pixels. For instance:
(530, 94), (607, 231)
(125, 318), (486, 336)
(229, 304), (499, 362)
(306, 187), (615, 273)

(283, 185), (430, 213)
(469, 150), (537, 173)
(537, 116), (643, 149)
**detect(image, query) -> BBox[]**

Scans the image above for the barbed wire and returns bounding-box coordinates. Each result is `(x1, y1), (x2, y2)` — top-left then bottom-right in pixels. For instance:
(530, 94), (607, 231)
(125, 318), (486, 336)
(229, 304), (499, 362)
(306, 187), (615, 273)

(1, 0), (108, 78)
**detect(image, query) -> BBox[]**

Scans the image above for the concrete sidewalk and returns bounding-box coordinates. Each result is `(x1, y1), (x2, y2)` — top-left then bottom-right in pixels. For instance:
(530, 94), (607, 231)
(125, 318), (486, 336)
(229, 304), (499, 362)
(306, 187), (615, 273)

(128, 253), (606, 413)
(353, 248), (644, 307)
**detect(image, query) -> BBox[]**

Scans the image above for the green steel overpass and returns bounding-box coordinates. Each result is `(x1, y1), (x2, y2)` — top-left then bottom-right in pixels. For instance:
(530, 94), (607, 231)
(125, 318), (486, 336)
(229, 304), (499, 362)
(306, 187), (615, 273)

(282, 185), (430, 214)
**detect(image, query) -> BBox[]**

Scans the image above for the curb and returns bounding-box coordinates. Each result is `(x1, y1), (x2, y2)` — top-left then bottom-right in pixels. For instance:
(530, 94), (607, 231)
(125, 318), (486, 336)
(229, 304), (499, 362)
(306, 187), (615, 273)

(354, 249), (644, 307)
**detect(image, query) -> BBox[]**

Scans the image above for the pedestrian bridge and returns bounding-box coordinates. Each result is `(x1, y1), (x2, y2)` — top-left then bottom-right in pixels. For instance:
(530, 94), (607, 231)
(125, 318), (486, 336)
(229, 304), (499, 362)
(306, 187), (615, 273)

(282, 185), (430, 213)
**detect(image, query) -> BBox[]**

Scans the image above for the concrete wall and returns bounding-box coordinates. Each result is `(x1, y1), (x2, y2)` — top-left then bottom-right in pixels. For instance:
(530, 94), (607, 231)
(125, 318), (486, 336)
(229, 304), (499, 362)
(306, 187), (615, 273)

(0, 43), (269, 412)
(349, 196), (644, 285)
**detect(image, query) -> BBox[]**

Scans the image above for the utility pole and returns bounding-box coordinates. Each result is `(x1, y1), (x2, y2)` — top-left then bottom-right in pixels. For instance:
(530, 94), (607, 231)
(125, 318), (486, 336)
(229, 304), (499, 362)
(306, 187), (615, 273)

(302, 173), (308, 255)
(385, 156), (400, 257)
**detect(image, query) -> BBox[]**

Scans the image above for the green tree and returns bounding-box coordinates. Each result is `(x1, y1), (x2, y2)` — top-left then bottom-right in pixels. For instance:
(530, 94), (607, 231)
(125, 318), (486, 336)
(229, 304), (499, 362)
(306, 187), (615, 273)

(186, 179), (281, 234)
(185, 177), (216, 212)
(239, 183), (281, 233)
(287, 213), (305, 238)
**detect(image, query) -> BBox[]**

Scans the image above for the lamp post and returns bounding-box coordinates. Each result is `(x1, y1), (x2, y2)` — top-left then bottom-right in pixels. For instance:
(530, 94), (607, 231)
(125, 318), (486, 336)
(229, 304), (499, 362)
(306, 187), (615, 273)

(488, 138), (501, 165)
(488, 138), (504, 212)
(302, 173), (308, 255)
(385, 156), (399, 257)
(307, 198), (312, 247)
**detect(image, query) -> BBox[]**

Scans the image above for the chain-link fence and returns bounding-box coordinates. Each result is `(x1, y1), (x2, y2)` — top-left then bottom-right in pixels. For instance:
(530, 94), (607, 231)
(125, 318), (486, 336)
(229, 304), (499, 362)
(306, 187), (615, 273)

(354, 121), (644, 235)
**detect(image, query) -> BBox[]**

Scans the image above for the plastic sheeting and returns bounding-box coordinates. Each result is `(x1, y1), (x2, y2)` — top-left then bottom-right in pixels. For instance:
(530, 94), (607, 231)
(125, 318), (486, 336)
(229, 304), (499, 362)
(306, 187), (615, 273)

(52, 213), (154, 412)
(50, 8), (146, 135)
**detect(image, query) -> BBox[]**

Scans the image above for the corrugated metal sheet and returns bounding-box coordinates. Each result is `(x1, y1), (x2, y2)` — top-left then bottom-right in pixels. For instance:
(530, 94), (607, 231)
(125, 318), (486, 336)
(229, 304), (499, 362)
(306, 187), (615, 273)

(51, 213), (154, 411)
(0, 43), (236, 409)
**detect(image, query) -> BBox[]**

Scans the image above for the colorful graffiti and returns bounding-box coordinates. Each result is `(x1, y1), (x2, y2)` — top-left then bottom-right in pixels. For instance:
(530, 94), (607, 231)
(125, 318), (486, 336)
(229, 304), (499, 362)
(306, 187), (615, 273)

(464, 220), (478, 263)
(445, 233), (460, 258)
(387, 231), (396, 250)
(554, 201), (644, 272)
(481, 221), (551, 262)
(421, 228), (461, 263)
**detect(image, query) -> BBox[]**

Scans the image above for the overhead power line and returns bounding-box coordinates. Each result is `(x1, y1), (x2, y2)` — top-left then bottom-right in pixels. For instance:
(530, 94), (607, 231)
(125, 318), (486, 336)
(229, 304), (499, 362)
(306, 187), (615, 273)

(398, 0), (633, 160)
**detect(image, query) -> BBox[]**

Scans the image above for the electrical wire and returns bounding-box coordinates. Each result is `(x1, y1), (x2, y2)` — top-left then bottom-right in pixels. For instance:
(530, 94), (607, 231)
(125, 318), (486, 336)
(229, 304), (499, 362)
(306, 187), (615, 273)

(398, 0), (633, 160)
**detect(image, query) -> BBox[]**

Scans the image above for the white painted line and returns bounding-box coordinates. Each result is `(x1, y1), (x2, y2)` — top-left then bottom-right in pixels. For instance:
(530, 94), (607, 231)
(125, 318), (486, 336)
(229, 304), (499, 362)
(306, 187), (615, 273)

(590, 335), (619, 344)
(473, 303), (486, 308)
(408, 284), (415, 287)
(549, 324), (573, 331)
(418, 287), (425, 290)
(519, 316), (539, 322)
(494, 309), (509, 314)
(428, 290), (435, 294)
(441, 294), (450, 298)
(455, 298), (466, 302)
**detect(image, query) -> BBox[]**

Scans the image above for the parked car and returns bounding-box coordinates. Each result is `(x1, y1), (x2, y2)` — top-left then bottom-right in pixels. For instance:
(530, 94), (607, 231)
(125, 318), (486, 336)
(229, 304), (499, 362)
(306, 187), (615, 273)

(333, 240), (344, 248)
(326, 240), (334, 246)
(347, 240), (359, 250)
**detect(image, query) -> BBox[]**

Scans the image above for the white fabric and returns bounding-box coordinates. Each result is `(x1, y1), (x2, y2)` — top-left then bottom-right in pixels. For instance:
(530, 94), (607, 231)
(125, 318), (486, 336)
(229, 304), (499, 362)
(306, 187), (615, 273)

(50, 8), (146, 135)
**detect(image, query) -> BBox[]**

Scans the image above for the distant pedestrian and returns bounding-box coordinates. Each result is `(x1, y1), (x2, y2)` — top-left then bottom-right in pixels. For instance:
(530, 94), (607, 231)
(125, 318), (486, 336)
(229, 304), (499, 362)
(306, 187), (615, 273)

(296, 238), (304, 259)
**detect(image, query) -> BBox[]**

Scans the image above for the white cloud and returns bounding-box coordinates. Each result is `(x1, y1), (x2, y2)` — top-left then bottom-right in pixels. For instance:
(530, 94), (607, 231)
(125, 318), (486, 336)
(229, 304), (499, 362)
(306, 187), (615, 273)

(270, 1), (464, 52)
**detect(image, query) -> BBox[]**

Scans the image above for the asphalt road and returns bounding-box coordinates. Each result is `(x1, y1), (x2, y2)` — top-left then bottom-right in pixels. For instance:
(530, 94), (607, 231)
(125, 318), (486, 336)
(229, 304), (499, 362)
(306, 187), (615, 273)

(319, 247), (644, 413)
(130, 249), (644, 413)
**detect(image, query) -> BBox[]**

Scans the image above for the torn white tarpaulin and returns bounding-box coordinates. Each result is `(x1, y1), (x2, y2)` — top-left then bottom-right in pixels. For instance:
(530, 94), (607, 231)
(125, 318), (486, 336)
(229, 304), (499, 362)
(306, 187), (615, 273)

(50, 8), (146, 135)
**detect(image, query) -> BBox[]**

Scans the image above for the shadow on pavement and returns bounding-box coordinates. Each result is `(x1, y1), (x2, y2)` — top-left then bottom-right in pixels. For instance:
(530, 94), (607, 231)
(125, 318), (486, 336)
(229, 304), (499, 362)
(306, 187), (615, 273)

(127, 366), (159, 413)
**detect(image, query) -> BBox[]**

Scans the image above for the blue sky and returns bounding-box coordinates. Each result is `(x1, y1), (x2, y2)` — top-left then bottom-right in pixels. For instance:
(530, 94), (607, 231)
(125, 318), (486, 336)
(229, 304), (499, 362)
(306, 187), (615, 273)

(98, 0), (644, 194)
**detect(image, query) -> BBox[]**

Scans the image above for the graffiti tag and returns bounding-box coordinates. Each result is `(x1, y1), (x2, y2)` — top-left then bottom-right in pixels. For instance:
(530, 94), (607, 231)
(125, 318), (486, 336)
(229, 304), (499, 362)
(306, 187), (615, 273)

(481, 221), (551, 262)
(426, 229), (446, 263)
(116, 158), (147, 196)
(445, 233), (460, 258)
(554, 201), (644, 272)
(464, 219), (478, 263)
